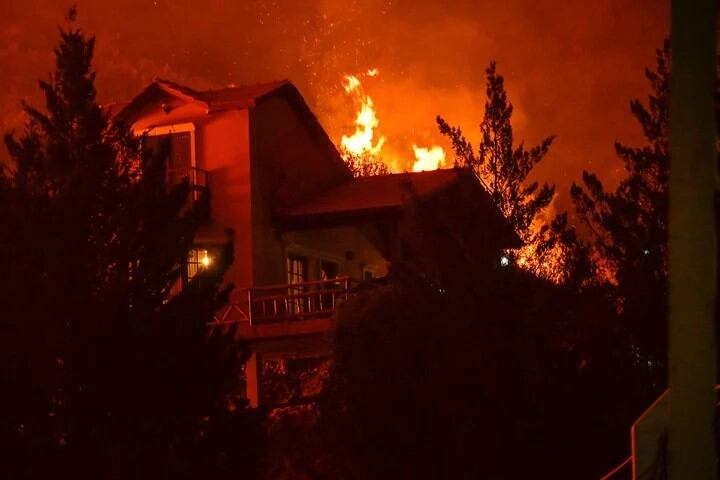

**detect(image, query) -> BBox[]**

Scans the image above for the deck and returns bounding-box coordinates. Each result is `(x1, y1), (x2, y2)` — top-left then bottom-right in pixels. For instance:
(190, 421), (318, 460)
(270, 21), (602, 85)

(209, 276), (351, 338)
(208, 277), (354, 407)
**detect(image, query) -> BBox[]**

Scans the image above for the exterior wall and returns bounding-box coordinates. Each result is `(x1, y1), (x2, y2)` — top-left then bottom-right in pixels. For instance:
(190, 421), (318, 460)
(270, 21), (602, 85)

(130, 101), (254, 301)
(249, 96), (361, 287)
(282, 226), (389, 282)
(194, 110), (253, 298)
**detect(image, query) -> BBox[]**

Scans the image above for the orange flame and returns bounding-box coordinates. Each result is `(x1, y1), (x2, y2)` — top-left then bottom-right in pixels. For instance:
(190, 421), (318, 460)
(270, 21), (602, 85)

(411, 145), (446, 171)
(339, 69), (448, 173)
(340, 74), (386, 157)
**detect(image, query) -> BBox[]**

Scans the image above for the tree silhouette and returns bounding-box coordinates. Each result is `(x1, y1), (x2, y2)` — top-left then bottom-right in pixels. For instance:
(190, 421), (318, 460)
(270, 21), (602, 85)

(569, 42), (671, 381)
(0, 15), (262, 478)
(437, 62), (555, 257)
(341, 147), (390, 177)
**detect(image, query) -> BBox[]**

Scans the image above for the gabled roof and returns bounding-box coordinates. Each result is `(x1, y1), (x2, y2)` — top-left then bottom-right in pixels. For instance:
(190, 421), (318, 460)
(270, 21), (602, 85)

(112, 78), (294, 122)
(276, 168), (522, 248)
(154, 78), (291, 111)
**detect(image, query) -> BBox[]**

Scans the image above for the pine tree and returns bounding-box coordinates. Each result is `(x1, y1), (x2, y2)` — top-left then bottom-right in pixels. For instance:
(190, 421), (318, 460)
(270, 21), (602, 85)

(437, 62), (556, 257)
(570, 42), (671, 379)
(0, 15), (262, 478)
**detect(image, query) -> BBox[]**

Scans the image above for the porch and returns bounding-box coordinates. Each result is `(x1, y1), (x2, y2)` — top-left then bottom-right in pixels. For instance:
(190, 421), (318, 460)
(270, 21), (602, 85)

(208, 277), (355, 408)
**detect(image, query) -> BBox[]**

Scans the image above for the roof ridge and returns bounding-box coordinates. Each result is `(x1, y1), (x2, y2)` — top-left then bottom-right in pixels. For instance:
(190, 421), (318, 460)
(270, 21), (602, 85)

(153, 78), (201, 95)
(202, 79), (290, 94)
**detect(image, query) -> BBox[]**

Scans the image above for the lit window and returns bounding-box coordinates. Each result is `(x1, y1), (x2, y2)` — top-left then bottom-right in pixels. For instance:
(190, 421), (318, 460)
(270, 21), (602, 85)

(187, 248), (213, 282)
(287, 255), (308, 314)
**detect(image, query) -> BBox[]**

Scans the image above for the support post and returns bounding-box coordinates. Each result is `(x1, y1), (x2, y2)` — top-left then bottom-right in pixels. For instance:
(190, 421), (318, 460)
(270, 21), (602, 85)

(245, 351), (263, 408)
(668, 0), (717, 479)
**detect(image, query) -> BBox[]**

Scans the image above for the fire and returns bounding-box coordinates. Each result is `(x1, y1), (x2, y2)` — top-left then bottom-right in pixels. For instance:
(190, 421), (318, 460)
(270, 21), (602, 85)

(339, 69), (448, 173)
(411, 145), (446, 171)
(340, 74), (385, 157)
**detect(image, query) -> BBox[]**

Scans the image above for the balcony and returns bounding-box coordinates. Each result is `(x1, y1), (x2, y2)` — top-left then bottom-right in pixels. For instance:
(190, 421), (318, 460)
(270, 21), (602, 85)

(211, 276), (352, 328)
(168, 166), (208, 197)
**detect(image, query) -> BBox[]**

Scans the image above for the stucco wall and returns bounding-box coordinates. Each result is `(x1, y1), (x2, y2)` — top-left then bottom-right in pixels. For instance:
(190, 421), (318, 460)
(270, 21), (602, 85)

(282, 226), (389, 281)
(249, 95), (365, 287)
(195, 110), (253, 297)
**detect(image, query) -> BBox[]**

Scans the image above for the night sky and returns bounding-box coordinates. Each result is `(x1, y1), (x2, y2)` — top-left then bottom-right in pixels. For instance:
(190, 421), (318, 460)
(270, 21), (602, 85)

(1, 0), (668, 212)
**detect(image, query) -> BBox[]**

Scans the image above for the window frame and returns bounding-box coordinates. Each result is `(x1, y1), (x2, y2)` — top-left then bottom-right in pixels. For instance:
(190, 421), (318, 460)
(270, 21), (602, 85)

(138, 122), (197, 174)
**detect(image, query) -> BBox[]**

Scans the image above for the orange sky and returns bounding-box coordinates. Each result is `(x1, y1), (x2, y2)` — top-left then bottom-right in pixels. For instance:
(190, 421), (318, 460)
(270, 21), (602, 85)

(1, 0), (668, 213)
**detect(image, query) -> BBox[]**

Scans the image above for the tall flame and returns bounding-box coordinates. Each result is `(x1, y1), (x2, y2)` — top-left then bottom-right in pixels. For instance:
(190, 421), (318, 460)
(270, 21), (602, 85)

(412, 145), (446, 171)
(340, 69), (447, 173)
(340, 74), (386, 157)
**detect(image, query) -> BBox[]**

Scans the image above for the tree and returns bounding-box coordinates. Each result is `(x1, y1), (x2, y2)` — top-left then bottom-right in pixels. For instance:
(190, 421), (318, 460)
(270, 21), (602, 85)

(437, 61), (556, 273)
(341, 147), (390, 177)
(0, 15), (262, 478)
(318, 182), (638, 480)
(569, 42), (671, 383)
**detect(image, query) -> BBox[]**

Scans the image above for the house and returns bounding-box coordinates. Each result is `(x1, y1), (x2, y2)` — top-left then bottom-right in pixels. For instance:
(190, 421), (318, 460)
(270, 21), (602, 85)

(113, 79), (519, 406)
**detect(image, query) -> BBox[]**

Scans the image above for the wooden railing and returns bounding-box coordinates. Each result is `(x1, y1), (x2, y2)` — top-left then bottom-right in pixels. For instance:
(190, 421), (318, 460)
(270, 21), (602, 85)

(211, 276), (352, 326)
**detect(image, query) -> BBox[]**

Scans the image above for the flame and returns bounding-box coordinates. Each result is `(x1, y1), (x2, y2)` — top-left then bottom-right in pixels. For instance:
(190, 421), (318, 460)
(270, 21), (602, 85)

(339, 69), (447, 173)
(340, 74), (386, 157)
(412, 145), (446, 171)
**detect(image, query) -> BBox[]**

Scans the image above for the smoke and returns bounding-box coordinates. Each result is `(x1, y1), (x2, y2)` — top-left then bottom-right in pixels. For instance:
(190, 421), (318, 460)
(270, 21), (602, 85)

(0, 0), (668, 213)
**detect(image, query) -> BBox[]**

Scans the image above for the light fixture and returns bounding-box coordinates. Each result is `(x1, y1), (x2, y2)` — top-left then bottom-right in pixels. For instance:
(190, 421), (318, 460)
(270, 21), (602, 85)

(500, 255), (510, 267)
(201, 251), (212, 267)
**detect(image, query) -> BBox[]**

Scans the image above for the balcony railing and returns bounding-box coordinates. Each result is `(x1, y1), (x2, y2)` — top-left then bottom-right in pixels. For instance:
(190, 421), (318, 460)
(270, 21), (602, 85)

(168, 166), (208, 199)
(211, 276), (352, 326)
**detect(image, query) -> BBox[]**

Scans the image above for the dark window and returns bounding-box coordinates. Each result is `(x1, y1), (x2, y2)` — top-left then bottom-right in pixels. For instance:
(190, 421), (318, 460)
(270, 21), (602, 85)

(319, 260), (340, 310)
(145, 132), (192, 184)
(320, 260), (339, 281)
(363, 270), (374, 281)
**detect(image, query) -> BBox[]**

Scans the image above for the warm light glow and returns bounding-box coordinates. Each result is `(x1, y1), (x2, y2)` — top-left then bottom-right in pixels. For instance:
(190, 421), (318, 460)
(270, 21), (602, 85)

(201, 252), (211, 267)
(511, 241), (565, 283)
(412, 145), (446, 171)
(340, 73), (386, 158)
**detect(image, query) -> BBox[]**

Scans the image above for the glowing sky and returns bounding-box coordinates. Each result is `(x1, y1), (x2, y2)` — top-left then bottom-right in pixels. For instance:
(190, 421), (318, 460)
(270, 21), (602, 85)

(1, 0), (668, 212)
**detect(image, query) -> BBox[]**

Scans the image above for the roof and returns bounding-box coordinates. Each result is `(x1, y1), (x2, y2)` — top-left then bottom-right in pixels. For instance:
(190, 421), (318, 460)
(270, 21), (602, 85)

(154, 78), (291, 111)
(278, 167), (522, 248)
(277, 168), (463, 219)
(112, 78), (293, 122)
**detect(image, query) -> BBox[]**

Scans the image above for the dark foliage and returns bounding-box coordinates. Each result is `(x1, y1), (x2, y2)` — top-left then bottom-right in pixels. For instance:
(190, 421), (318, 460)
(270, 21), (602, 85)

(569, 42), (672, 388)
(0, 17), (263, 479)
(318, 181), (636, 479)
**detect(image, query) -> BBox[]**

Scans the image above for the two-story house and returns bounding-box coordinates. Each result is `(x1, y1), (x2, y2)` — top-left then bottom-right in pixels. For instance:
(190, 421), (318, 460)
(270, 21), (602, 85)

(113, 79), (519, 406)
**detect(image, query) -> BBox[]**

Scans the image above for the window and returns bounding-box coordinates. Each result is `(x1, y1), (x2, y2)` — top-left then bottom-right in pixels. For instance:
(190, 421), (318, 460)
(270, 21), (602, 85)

(319, 260), (339, 281)
(144, 131), (192, 184)
(287, 255), (308, 314)
(319, 260), (340, 310)
(287, 255), (308, 285)
(187, 247), (213, 283)
(363, 269), (374, 281)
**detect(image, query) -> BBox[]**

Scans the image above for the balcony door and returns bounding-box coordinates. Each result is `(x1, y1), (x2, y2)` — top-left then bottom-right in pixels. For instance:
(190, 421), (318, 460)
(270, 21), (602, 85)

(286, 255), (308, 315)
